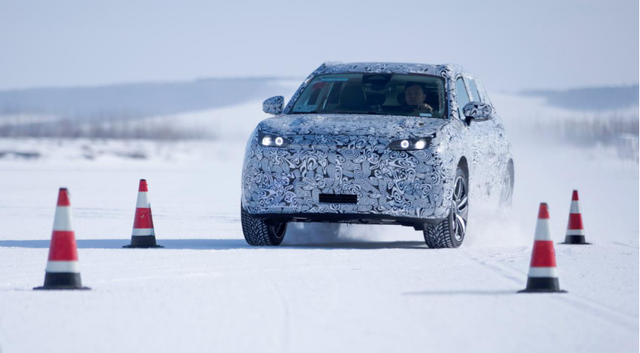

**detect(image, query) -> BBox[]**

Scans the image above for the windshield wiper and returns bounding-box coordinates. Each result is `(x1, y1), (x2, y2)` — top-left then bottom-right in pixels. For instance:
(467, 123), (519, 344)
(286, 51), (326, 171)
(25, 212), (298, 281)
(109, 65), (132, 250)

(329, 111), (380, 115)
(292, 111), (385, 116)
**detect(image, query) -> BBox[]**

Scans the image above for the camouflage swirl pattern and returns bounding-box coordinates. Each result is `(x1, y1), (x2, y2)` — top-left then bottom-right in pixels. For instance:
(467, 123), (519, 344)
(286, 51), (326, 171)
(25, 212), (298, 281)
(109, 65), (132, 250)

(242, 62), (513, 221)
(262, 95), (284, 115)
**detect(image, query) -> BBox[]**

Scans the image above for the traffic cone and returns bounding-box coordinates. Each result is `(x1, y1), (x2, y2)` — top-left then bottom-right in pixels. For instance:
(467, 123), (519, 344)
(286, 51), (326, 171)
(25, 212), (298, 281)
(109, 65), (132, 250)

(561, 190), (590, 245)
(519, 203), (566, 293)
(35, 188), (89, 290)
(123, 179), (163, 248)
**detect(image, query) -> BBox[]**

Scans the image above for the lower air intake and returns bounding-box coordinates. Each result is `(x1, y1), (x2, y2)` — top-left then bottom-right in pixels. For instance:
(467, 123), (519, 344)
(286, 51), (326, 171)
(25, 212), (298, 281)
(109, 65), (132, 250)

(319, 194), (358, 204)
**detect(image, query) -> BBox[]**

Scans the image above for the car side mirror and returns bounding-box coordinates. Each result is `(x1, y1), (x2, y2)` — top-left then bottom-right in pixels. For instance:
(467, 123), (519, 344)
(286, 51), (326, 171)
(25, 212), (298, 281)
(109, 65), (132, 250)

(462, 101), (493, 123)
(263, 96), (284, 115)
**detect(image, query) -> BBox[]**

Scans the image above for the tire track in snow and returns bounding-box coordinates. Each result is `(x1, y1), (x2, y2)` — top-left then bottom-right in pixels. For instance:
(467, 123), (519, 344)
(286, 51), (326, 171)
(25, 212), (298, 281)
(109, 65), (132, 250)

(552, 294), (639, 331)
(459, 249), (638, 332)
(611, 241), (639, 250)
(266, 278), (291, 353)
(457, 249), (525, 286)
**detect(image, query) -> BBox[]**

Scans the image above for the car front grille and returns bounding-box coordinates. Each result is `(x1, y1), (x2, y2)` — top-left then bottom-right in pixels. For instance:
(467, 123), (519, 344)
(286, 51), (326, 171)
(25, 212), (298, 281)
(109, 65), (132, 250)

(319, 193), (358, 204)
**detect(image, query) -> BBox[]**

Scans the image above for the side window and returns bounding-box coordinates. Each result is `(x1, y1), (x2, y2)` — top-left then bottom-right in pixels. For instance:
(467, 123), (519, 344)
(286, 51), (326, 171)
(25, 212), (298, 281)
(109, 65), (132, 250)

(455, 78), (470, 119)
(467, 78), (481, 102)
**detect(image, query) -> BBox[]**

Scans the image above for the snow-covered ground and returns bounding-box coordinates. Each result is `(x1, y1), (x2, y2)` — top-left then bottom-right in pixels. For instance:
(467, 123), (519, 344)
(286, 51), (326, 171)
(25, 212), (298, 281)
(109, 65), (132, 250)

(0, 94), (637, 353)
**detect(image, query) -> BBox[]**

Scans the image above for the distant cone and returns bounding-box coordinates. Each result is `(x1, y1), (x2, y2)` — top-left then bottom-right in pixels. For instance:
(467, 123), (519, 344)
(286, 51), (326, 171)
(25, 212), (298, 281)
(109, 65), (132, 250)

(519, 203), (566, 293)
(561, 190), (590, 245)
(35, 188), (89, 290)
(123, 179), (163, 248)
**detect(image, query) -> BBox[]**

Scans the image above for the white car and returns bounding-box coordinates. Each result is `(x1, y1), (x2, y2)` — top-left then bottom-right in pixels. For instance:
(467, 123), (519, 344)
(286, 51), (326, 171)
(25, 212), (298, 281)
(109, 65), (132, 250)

(241, 62), (514, 248)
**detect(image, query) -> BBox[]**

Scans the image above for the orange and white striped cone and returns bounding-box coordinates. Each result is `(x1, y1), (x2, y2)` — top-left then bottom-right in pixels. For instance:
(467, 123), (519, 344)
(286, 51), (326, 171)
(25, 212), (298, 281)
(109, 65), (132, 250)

(518, 203), (566, 293)
(561, 190), (590, 245)
(123, 179), (163, 248)
(35, 188), (89, 290)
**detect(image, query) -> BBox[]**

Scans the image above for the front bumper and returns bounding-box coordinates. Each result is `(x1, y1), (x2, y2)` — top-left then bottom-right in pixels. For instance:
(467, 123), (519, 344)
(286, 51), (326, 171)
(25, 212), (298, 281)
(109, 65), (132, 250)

(253, 212), (447, 231)
(241, 134), (454, 220)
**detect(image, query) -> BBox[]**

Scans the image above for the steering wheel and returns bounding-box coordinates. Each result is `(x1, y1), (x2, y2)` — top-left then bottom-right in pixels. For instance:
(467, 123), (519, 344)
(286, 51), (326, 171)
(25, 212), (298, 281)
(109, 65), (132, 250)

(401, 104), (434, 113)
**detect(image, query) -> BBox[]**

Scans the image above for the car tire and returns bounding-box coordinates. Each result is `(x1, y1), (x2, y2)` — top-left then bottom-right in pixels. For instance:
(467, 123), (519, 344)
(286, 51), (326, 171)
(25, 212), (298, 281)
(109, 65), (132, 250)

(424, 166), (468, 248)
(499, 160), (515, 207)
(241, 206), (287, 246)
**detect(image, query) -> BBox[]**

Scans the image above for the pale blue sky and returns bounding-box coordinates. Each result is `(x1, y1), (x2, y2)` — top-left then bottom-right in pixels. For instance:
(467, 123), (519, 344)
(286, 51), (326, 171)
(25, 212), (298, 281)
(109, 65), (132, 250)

(0, 0), (637, 91)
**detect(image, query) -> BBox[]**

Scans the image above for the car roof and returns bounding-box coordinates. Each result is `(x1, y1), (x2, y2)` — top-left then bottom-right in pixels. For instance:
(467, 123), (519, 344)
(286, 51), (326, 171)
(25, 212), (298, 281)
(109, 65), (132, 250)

(311, 62), (468, 77)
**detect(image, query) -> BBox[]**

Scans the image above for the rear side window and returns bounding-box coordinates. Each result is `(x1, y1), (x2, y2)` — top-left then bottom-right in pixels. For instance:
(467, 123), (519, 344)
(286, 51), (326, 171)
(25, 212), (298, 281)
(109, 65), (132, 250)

(455, 78), (470, 118)
(467, 78), (481, 102)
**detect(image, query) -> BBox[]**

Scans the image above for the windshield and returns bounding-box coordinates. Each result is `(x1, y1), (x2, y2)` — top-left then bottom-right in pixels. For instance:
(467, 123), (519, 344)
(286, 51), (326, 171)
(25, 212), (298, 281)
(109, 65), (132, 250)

(290, 73), (446, 118)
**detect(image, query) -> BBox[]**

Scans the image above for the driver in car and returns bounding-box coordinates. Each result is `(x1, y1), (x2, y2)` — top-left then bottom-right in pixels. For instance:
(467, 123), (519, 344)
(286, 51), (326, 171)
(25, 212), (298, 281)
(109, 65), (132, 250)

(403, 82), (433, 113)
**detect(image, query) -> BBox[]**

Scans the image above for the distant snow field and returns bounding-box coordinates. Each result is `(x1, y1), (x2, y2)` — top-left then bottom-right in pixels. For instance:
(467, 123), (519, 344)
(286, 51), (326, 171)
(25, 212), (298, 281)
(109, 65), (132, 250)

(0, 94), (637, 353)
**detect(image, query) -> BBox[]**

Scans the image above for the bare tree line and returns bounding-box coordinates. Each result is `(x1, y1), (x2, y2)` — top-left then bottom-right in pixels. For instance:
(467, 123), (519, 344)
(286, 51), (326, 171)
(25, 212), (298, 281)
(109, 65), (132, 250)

(528, 115), (639, 162)
(0, 115), (214, 140)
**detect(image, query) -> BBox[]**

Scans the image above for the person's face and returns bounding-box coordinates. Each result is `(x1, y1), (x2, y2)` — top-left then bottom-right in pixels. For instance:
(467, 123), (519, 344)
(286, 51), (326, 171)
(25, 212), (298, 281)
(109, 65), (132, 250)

(405, 85), (426, 106)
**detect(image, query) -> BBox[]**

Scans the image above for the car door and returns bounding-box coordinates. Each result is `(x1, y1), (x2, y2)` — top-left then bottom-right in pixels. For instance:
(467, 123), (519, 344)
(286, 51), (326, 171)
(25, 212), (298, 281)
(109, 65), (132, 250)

(465, 76), (503, 197)
(455, 76), (494, 199)
(454, 77), (481, 195)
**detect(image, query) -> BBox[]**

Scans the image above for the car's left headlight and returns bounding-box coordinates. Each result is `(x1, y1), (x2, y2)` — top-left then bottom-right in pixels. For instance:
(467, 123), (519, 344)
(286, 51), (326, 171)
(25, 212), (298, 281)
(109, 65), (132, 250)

(258, 131), (290, 147)
(389, 137), (432, 151)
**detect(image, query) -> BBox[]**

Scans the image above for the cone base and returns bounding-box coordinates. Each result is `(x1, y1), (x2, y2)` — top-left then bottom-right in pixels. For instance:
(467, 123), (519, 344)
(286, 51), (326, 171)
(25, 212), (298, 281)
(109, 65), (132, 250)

(34, 272), (90, 290)
(518, 277), (566, 293)
(34, 286), (91, 290)
(561, 235), (591, 245)
(123, 236), (163, 248)
(518, 288), (567, 293)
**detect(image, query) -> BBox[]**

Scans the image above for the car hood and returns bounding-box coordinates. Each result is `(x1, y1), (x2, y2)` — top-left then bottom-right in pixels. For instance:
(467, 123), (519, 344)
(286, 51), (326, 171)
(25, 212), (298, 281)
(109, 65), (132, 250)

(257, 114), (449, 140)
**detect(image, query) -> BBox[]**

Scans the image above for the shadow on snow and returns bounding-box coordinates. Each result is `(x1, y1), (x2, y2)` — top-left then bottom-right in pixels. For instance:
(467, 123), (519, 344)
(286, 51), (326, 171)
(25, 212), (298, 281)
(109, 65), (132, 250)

(0, 239), (428, 250)
(403, 289), (516, 296)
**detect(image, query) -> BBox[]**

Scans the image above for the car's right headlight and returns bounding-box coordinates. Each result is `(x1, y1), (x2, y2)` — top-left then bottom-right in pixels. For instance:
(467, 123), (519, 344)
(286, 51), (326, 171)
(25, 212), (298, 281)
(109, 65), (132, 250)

(389, 137), (431, 151)
(258, 131), (290, 147)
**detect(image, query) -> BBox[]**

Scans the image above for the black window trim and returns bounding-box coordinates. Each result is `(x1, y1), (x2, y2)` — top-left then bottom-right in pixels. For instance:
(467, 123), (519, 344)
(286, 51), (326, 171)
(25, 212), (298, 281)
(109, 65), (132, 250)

(464, 75), (482, 103)
(455, 75), (471, 121)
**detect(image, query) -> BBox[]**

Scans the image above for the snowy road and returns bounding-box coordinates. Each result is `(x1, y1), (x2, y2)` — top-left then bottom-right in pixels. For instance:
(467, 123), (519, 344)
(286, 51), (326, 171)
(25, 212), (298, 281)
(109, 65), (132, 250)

(0, 97), (638, 352)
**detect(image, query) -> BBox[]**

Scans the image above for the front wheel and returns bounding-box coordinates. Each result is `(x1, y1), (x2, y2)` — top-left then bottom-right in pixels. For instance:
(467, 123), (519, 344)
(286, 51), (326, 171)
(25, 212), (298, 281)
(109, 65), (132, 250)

(241, 206), (287, 246)
(423, 166), (469, 248)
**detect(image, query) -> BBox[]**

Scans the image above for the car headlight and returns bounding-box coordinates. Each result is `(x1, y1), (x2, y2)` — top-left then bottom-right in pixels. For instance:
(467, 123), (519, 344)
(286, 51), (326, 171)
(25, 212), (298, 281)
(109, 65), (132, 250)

(258, 132), (290, 147)
(389, 137), (432, 151)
